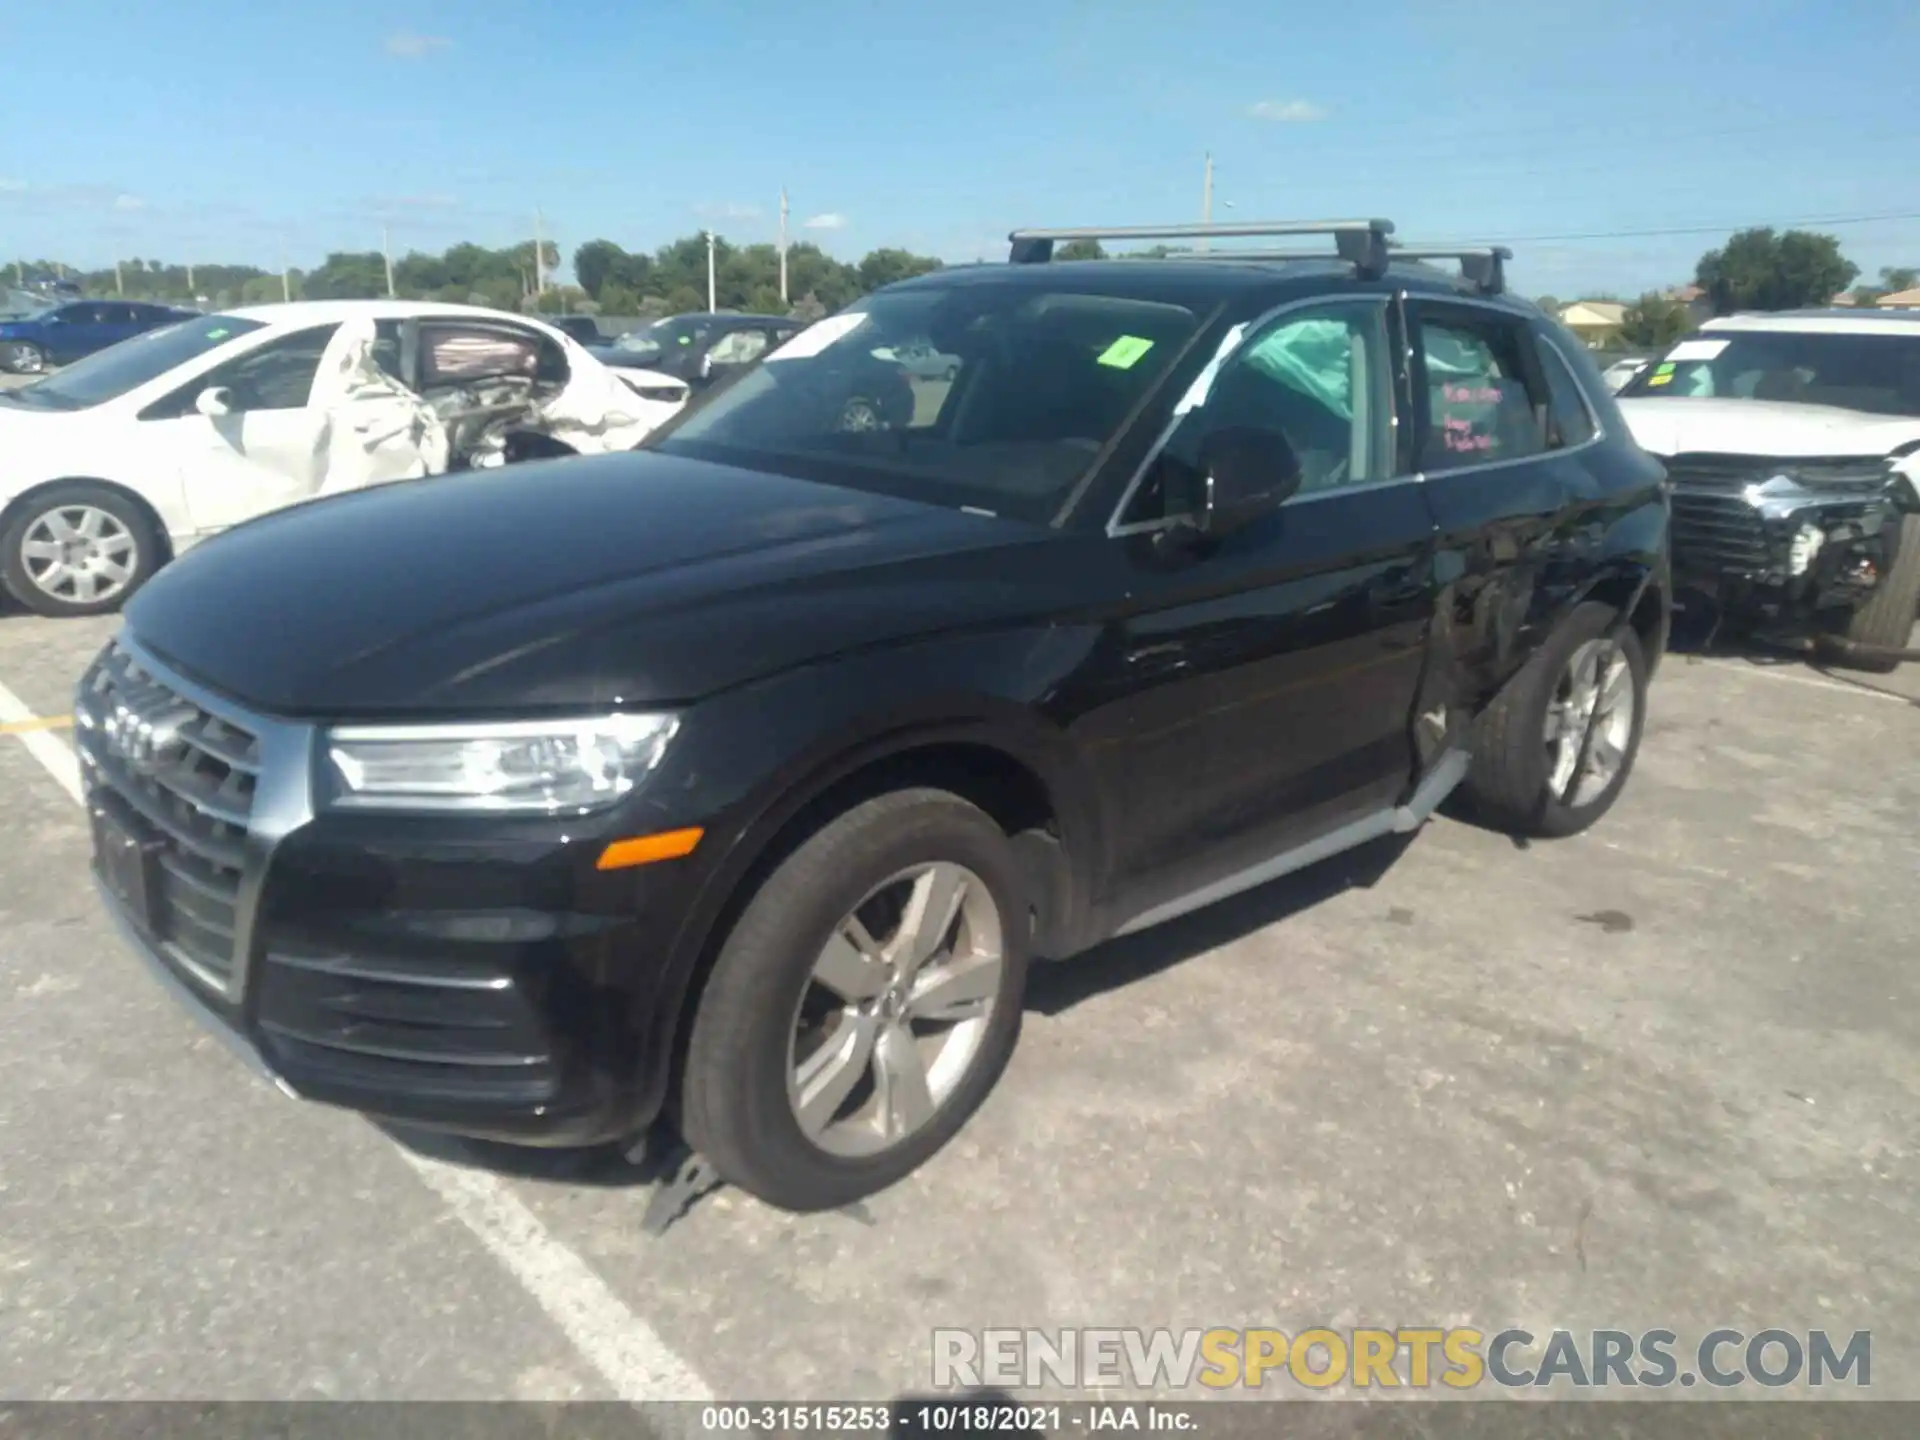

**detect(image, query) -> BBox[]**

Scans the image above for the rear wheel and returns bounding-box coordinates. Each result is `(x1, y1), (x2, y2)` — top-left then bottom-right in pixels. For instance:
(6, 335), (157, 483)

(679, 789), (1030, 1212)
(1826, 512), (1920, 673)
(1464, 601), (1649, 838)
(0, 484), (161, 617)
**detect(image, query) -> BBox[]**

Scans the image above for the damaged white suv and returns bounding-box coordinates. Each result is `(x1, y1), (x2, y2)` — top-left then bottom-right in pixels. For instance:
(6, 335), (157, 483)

(0, 300), (689, 617)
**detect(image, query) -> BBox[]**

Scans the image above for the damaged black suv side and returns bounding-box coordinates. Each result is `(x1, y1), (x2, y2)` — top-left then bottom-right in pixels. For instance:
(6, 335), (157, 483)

(82, 219), (1671, 1213)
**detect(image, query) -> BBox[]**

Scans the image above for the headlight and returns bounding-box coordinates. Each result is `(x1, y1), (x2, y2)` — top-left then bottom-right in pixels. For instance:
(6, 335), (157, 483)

(325, 713), (678, 815)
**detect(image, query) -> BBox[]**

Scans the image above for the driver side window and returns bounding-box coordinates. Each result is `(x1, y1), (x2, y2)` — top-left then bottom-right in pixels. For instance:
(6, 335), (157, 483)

(138, 324), (341, 420)
(1121, 302), (1393, 525)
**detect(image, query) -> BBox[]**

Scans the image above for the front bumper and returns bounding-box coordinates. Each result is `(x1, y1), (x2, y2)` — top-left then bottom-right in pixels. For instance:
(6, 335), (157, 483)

(78, 636), (704, 1148)
(1668, 480), (1903, 620)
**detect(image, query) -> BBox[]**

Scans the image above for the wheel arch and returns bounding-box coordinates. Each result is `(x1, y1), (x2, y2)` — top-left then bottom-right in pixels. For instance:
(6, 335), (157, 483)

(0, 475), (176, 567)
(645, 719), (1091, 1127)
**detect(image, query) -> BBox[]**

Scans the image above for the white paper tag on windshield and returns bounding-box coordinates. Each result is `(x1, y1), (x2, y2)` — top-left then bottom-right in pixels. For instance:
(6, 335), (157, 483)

(1665, 338), (1729, 362)
(766, 312), (869, 362)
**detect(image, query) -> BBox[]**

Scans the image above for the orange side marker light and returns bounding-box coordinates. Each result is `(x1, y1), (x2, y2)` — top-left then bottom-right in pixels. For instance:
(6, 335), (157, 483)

(595, 827), (704, 871)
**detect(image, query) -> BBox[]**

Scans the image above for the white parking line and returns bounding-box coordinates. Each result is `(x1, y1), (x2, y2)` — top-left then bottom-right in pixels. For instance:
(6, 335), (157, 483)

(0, 671), (714, 1404)
(1691, 657), (1911, 704)
(0, 677), (83, 804)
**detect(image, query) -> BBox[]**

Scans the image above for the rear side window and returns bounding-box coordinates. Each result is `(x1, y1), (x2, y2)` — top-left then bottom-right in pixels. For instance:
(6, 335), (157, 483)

(1536, 338), (1598, 448)
(1416, 313), (1545, 470)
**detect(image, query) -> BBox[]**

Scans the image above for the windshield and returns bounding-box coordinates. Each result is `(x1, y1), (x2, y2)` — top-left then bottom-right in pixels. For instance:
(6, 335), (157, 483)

(1, 313), (266, 411)
(649, 286), (1203, 522)
(614, 317), (708, 360)
(1, 288), (55, 320)
(1620, 329), (1920, 417)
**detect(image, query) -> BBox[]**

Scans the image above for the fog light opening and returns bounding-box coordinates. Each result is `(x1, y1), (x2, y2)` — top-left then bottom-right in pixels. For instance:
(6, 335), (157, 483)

(1787, 523), (1825, 577)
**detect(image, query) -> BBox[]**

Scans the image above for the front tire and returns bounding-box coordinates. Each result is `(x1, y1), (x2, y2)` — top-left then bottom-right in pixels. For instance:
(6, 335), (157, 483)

(0, 483), (161, 617)
(3, 341), (48, 375)
(679, 788), (1030, 1212)
(1826, 512), (1920, 673)
(1464, 600), (1649, 838)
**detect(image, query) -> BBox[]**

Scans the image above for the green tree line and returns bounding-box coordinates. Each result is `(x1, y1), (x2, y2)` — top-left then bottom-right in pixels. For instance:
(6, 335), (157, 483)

(9, 231), (947, 319)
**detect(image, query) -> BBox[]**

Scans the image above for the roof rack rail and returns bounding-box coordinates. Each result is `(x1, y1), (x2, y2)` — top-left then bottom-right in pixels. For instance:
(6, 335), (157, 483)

(1007, 219), (1395, 277)
(1387, 246), (1513, 296)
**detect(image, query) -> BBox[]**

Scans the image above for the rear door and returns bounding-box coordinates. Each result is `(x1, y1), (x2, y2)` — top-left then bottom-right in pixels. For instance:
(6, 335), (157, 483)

(1404, 297), (1603, 706)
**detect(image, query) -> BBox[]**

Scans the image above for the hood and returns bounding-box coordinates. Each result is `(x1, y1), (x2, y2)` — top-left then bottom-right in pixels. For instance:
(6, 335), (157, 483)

(1618, 396), (1920, 459)
(125, 452), (1062, 716)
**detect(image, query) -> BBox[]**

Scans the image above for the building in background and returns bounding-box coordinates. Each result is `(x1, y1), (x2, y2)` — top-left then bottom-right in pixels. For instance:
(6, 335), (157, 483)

(1557, 299), (1628, 347)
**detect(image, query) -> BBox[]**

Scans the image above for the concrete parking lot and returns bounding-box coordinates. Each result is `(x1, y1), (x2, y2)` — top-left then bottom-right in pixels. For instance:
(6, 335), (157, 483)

(0, 590), (1916, 1404)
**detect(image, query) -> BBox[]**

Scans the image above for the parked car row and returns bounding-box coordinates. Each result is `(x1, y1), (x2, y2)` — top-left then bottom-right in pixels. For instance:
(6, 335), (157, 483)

(73, 218), (1679, 1214)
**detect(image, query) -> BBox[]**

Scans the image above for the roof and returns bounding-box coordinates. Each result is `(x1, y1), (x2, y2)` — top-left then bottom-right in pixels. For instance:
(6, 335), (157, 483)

(222, 298), (546, 325)
(891, 255), (1534, 311)
(1701, 309), (1920, 335)
(1876, 288), (1920, 307)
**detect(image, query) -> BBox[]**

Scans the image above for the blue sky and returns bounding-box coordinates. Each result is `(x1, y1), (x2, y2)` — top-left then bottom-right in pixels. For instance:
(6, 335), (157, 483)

(4, 0), (1917, 298)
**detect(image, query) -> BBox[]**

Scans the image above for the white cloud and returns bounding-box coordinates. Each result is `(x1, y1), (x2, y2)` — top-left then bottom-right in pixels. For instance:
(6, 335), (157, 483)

(803, 212), (847, 230)
(0, 178), (27, 193)
(1248, 99), (1327, 123)
(386, 32), (452, 58)
(113, 194), (145, 211)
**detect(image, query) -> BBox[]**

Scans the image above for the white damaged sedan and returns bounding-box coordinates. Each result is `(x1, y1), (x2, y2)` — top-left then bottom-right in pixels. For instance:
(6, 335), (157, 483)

(0, 300), (688, 616)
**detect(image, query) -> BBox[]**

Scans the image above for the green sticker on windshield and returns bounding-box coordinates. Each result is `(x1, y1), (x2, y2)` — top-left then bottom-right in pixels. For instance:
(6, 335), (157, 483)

(1655, 361), (1675, 376)
(1097, 335), (1154, 369)
(205, 327), (230, 339)
(678, 335), (692, 345)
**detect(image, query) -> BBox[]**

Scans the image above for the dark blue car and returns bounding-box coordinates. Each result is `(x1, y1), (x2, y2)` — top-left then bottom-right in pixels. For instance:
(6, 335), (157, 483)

(0, 297), (197, 374)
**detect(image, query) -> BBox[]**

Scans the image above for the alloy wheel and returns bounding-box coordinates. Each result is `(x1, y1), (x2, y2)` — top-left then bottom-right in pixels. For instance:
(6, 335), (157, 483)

(786, 861), (1005, 1158)
(1543, 638), (1635, 807)
(19, 505), (139, 605)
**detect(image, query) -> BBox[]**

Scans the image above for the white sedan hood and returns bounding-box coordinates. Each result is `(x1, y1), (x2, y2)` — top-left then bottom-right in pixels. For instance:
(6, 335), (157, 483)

(1617, 396), (1920, 459)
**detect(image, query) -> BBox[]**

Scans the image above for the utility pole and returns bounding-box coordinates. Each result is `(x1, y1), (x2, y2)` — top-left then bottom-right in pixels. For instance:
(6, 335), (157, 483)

(1199, 153), (1214, 253)
(382, 226), (395, 298)
(533, 207), (547, 297)
(705, 230), (717, 312)
(778, 187), (790, 304)
(280, 237), (291, 302)
(186, 262), (195, 295)
(115, 260), (124, 296)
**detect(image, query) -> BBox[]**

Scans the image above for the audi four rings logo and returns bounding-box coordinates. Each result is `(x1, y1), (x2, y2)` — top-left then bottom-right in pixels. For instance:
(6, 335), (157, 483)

(100, 696), (195, 776)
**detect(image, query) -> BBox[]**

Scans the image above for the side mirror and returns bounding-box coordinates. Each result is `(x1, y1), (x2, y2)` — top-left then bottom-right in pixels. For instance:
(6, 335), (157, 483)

(194, 386), (234, 418)
(1198, 425), (1302, 535)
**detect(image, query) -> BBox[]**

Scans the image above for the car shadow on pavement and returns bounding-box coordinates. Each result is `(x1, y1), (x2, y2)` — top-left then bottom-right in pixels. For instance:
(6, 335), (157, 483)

(1023, 830), (1416, 1019)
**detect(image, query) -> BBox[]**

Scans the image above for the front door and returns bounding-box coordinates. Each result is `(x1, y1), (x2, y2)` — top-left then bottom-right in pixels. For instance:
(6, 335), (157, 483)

(135, 323), (342, 534)
(1076, 298), (1437, 920)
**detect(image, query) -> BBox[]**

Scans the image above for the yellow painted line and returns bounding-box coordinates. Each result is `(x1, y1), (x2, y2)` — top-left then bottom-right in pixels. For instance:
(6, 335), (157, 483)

(0, 713), (72, 736)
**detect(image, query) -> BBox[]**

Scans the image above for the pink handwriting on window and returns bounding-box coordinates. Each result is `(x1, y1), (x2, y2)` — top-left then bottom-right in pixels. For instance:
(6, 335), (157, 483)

(1443, 429), (1494, 453)
(1443, 383), (1501, 404)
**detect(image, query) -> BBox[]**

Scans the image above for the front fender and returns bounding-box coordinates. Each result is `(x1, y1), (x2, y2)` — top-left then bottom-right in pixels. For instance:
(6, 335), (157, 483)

(631, 622), (1109, 1109)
